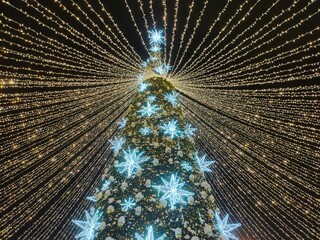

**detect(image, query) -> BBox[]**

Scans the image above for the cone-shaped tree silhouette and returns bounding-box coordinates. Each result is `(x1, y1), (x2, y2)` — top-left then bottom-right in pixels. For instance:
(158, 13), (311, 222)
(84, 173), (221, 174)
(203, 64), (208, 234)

(72, 30), (240, 240)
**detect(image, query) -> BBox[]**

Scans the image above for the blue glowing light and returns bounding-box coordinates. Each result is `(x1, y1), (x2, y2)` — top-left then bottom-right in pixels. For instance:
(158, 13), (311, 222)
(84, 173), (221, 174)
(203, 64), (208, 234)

(195, 153), (215, 172)
(184, 123), (196, 138)
(142, 61), (148, 68)
(138, 82), (149, 93)
(181, 161), (193, 172)
(215, 213), (241, 240)
(164, 91), (178, 106)
(135, 226), (167, 240)
(150, 45), (161, 52)
(86, 196), (97, 202)
(109, 136), (125, 152)
(117, 148), (150, 177)
(138, 101), (161, 117)
(154, 174), (194, 209)
(137, 74), (144, 83)
(101, 180), (111, 191)
(160, 119), (180, 139)
(72, 210), (101, 240)
(121, 197), (136, 211)
(149, 30), (164, 45)
(147, 95), (156, 102)
(154, 63), (171, 75)
(117, 118), (127, 129)
(140, 126), (151, 136)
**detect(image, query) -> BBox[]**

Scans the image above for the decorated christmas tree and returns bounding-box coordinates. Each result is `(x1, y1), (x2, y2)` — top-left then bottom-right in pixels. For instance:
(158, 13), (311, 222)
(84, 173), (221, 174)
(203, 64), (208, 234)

(72, 30), (240, 240)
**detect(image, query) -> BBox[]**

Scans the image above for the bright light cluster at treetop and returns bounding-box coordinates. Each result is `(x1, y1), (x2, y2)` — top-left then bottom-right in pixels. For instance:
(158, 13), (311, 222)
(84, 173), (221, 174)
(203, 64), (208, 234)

(1, 0), (319, 239)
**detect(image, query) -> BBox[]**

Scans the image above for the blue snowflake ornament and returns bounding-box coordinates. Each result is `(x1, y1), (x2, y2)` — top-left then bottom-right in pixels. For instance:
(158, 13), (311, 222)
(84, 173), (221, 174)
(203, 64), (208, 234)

(215, 213), (241, 240)
(149, 30), (164, 45)
(154, 174), (194, 209)
(116, 118), (127, 129)
(109, 136), (125, 152)
(121, 197), (136, 211)
(72, 210), (101, 240)
(139, 82), (149, 93)
(117, 148), (150, 177)
(160, 119), (180, 139)
(135, 226), (167, 240)
(138, 101), (161, 117)
(184, 123), (196, 138)
(181, 161), (193, 171)
(164, 91), (178, 106)
(195, 153), (215, 172)
(140, 126), (151, 135)
(101, 180), (111, 191)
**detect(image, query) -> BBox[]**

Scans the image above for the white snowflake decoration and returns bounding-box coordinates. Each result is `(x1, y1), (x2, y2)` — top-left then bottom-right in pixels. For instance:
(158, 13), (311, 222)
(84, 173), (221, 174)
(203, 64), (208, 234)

(72, 210), (101, 240)
(109, 136), (125, 152)
(195, 153), (215, 172)
(138, 101), (161, 117)
(117, 148), (150, 177)
(116, 118), (127, 129)
(121, 197), (136, 211)
(160, 119), (180, 139)
(154, 174), (194, 209)
(215, 213), (241, 240)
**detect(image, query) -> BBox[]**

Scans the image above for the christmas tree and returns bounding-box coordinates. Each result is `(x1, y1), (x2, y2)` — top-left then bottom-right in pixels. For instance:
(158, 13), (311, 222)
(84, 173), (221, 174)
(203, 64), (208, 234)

(73, 30), (240, 240)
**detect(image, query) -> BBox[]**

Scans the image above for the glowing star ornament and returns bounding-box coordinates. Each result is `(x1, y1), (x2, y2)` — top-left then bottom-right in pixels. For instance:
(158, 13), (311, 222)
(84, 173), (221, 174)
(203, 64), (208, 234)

(138, 101), (161, 117)
(109, 136), (125, 152)
(164, 91), (178, 106)
(147, 95), (156, 102)
(195, 153), (215, 172)
(139, 82), (150, 93)
(140, 127), (151, 135)
(117, 148), (150, 177)
(135, 226), (167, 240)
(160, 119), (180, 139)
(181, 161), (192, 172)
(149, 30), (164, 45)
(117, 118), (127, 129)
(154, 174), (194, 209)
(215, 213), (241, 240)
(150, 45), (161, 52)
(154, 63), (171, 75)
(121, 197), (136, 211)
(72, 210), (101, 240)
(184, 123), (196, 138)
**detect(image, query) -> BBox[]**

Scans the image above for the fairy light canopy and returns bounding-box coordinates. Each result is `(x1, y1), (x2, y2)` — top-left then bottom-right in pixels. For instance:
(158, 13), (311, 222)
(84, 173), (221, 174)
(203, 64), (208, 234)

(0, 0), (319, 239)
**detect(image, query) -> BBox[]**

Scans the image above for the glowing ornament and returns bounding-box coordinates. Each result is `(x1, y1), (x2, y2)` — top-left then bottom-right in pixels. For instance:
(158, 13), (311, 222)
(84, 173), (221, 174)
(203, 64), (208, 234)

(101, 180), (111, 191)
(153, 174), (194, 209)
(195, 153), (215, 172)
(135, 225), (167, 240)
(184, 124), (196, 138)
(149, 30), (164, 45)
(138, 82), (149, 93)
(164, 91), (178, 106)
(109, 136), (125, 152)
(117, 148), (150, 177)
(147, 95), (156, 102)
(160, 119), (180, 139)
(181, 161), (193, 171)
(140, 126), (151, 135)
(121, 197), (136, 211)
(138, 101), (161, 117)
(72, 210), (101, 240)
(116, 118), (127, 129)
(215, 213), (241, 240)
